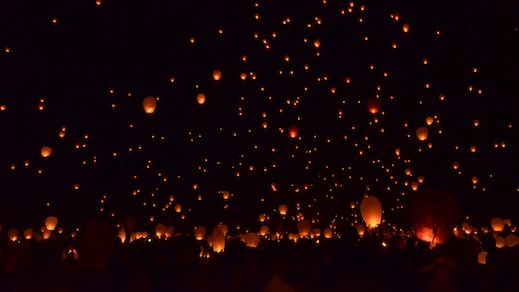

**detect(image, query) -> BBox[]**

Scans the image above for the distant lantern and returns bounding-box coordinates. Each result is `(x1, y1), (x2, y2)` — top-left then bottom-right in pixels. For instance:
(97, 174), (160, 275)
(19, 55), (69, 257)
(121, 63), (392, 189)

(417, 176), (425, 184)
(45, 216), (58, 231)
(197, 93), (206, 105)
(241, 232), (260, 248)
(174, 204), (182, 213)
(288, 126), (298, 138)
(222, 190), (230, 200)
(426, 116), (434, 126)
(210, 225), (226, 253)
(279, 204), (288, 216)
(24, 228), (33, 240)
(41, 146), (52, 158)
(402, 23), (410, 33)
(495, 236), (506, 248)
(478, 251), (488, 264)
(366, 98), (381, 114)
(490, 217), (505, 232)
(505, 234), (519, 247)
(194, 226), (206, 240)
(416, 126), (428, 141)
(212, 69), (222, 81)
(323, 227), (333, 239)
(471, 176), (478, 184)
(260, 225), (269, 236)
(297, 220), (311, 238)
(155, 223), (166, 238)
(411, 182), (419, 191)
(8, 228), (19, 242)
(360, 195), (382, 228)
(409, 188), (461, 244)
(356, 224), (366, 236)
(313, 39), (321, 48)
(142, 96), (157, 114)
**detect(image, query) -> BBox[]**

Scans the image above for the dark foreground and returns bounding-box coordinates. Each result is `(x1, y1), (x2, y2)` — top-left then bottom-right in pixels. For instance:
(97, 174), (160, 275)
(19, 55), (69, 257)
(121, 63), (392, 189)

(0, 234), (518, 292)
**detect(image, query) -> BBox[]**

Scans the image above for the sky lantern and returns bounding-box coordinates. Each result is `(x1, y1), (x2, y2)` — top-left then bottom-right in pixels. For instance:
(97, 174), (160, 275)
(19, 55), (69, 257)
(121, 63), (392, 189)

(279, 204), (288, 216)
(426, 116), (434, 126)
(505, 234), (519, 247)
(297, 220), (311, 238)
(323, 227), (333, 239)
(45, 216), (58, 231)
(356, 224), (366, 236)
(491, 217), (505, 232)
(402, 23), (410, 33)
(194, 226), (206, 240)
(288, 126), (298, 138)
(222, 190), (230, 200)
(416, 126), (428, 141)
(366, 97), (381, 114)
(197, 93), (206, 105)
(495, 236), (506, 248)
(260, 225), (269, 236)
(24, 228), (33, 240)
(210, 225), (226, 253)
(41, 146), (52, 158)
(409, 188), (461, 245)
(8, 228), (19, 242)
(241, 232), (260, 248)
(212, 69), (222, 81)
(155, 223), (166, 238)
(142, 96), (157, 114)
(478, 251), (488, 264)
(360, 195), (382, 228)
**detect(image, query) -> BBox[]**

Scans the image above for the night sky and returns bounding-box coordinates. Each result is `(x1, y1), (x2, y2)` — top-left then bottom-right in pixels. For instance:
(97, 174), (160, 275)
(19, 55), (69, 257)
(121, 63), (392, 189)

(0, 0), (518, 235)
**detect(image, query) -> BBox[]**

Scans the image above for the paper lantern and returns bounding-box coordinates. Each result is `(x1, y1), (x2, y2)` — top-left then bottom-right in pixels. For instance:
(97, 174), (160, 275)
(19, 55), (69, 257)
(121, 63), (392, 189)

(409, 188), (461, 244)
(323, 227), (333, 239)
(297, 220), (311, 238)
(478, 251), (488, 264)
(45, 216), (58, 231)
(24, 228), (33, 240)
(505, 234), (519, 247)
(426, 116), (434, 126)
(360, 195), (382, 228)
(197, 93), (206, 105)
(142, 96), (157, 114)
(260, 225), (269, 236)
(278, 204), (288, 216)
(8, 228), (19, 241)
(402, 23), (410, 33)
(194, 226), (206, 240)
(212, 69), (222, 81)
(288, 126), (298, 138)
(41, 146), (52, 158)
(241, 232), (260, 248)
(490, 217), (505, 232)
(416, 126), (428, 141)
(495, 236), (505, 248)
(210, 225), (226, 253)
(155, 223), (166, 238)
(366, 97), (381, 114)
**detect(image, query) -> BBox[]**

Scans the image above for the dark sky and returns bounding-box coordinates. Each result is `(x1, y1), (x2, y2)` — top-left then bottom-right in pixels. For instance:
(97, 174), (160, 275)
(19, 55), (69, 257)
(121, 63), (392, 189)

(0, 0), (518, 234)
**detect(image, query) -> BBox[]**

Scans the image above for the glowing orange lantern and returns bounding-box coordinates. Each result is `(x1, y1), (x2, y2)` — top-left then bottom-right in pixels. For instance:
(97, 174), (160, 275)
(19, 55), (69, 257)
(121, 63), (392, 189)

(41, 146), (52, 158)
(416, 126), (428, 141)
(197, 93), (206, 105)
(288, 126), (298, 138)
(142, 96), (157, 114)
(366, 98), (381, 114)
(212, 69), (222, 81)
(45, 216), (58, 231)
(360, 195), (382, 228)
